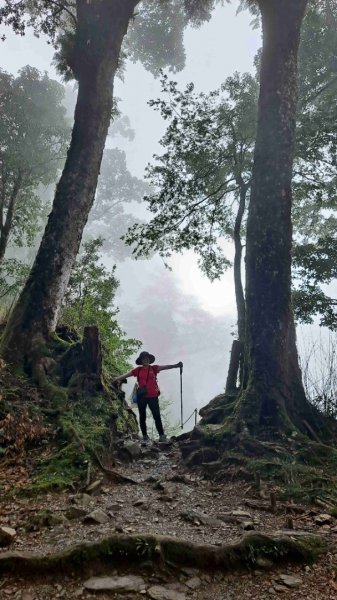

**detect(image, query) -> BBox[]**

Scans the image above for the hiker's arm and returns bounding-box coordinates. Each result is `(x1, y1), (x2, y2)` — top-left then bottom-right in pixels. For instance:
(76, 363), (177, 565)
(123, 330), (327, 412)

(112, 371), (134, 384)
(157, 362), (183, 372)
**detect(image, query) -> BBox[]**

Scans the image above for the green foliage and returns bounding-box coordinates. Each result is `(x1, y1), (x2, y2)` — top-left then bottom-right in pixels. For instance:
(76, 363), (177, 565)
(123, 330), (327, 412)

(125, 71), (258, 280)
(0, 259), (30, 309)
(86, 148), (149, 260)
(292, 3), (337, 328)
(126, 3), (337, 327)
(60, 238), (140, 376)
(24, 387), (138, 495)
(125, 0), (187, 75)
(0, 66), (70, 259)
(293, 237), (337, 328)
(0, 1), (223, 78)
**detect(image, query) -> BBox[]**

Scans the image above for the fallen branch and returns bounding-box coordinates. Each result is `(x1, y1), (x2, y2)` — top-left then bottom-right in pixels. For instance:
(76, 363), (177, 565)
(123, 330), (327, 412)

(0, 531), (326, 576)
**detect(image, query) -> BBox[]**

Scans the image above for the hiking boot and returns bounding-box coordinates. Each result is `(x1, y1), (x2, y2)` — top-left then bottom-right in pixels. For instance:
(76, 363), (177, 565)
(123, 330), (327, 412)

(141, 435), (151, 446)
(158, 434), (168, 443)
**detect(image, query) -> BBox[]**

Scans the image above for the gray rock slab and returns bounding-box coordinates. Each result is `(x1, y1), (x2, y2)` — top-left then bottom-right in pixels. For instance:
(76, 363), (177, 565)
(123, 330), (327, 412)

(147, 585), (186, 600)
(0, 526), (16, 547)
(279, 574), (302, 588)
(84, 575), (146, 592)
(82, 509), (109, 524)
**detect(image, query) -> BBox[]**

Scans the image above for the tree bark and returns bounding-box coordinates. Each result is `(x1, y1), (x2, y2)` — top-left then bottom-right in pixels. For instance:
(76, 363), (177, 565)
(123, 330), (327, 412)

(233, 182), (247, 346)
(0, 175), (22, 262)
(225, 339), (242, 393)
(1, 0), (139, 363)
(235, 0), (314, 434)
(225, 181), (247, 393)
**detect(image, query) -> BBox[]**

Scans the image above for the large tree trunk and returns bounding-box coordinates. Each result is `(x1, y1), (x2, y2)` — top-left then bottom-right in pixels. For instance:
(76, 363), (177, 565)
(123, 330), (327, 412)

(1, 0), (139, 363)
(235, 0), (316, 435)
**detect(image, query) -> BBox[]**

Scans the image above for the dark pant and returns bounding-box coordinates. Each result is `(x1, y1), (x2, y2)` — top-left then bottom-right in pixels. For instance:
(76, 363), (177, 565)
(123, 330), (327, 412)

(137, 396), (164, 437)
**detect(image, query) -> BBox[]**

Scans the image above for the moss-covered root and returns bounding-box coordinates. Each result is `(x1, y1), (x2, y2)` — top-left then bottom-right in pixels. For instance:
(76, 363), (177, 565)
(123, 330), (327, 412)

(0, 531), (326, 576)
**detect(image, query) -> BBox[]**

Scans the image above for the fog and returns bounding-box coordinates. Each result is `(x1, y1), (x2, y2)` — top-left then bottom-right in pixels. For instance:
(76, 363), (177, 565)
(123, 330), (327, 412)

(0, 3), (263, 428)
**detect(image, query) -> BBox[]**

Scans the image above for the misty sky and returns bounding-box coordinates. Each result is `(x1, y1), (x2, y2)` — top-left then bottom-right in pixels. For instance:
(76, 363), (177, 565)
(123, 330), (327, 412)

(0, 3), (263, 428)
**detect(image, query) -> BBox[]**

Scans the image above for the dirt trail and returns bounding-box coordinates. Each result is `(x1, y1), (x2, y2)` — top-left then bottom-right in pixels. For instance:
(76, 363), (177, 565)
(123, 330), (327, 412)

(1, 440), (337, 600)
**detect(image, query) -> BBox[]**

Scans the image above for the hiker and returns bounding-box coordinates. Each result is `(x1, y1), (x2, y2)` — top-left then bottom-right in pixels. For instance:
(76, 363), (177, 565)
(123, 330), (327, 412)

(112, 351), (183, 443)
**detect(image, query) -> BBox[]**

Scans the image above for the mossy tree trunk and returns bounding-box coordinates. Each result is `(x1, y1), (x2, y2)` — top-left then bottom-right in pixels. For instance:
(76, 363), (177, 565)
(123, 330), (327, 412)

(234, 0), (322, 435)
(1, 0), (139, 365)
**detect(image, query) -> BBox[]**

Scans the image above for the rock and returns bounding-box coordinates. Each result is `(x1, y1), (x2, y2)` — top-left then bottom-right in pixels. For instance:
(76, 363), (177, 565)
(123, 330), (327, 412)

(166, 583), (189, 593)
(108, 503), (122, 512)
(72, 493), (94, 508)
(0, 526), (16, 546)
(147, 585), (186, 600)
(180, 510), (222, 528)
(65, 506), (88, 520)
(85, 480), (102, 494)
(48, 513), (68, 526)
(232, 510), (252, 519)
(314, 513), (334, 526)
(273, 584), (287, 593)
(180, 567), (200, 577)
(185, 577), (202, 590)
(241, 521), (255, 531)
(168, 474), (189, 484)
(123, 440), (142, 460)
(27, 511), (68, 530)
(83, 509), (110, 524)
(159, 494), (174, 503)
(217, 513), (237, 524)
(268, 587), (276, 595)
(22, 593), (35, 600)
(84, 575), (146, 592)
(255, 557), (274, 569)
(278, 574), (302, 588)
(153, 481), (168, 491)
(133, 498), (148, 507)
(185, 447), (220, 467)
(145, 475), (160, 483)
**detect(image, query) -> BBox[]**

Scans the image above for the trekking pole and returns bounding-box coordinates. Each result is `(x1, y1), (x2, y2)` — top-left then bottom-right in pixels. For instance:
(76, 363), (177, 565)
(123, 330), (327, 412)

(180, 364), (183, 429)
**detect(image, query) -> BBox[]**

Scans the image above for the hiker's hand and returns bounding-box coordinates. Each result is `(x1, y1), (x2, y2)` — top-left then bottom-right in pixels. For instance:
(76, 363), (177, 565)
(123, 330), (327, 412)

(177, 361), (183, 369)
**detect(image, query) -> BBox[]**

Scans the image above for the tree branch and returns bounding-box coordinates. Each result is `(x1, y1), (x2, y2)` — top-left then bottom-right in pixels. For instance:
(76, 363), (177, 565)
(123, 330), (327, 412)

(47, 0), (77, 26)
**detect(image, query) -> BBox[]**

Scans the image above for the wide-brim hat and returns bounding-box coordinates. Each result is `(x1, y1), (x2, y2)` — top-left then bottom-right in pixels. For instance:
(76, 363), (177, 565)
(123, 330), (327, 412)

(136, 351), (155, 365)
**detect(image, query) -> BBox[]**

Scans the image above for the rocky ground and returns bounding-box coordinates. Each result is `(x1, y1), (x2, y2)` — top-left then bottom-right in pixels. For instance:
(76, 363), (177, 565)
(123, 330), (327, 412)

(1, 439), (337, 599)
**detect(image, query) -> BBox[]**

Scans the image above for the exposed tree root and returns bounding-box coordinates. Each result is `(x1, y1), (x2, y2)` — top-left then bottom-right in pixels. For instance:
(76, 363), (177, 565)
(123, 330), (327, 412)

(91, 449), (139, 485)
(179, 418), (337, 504)
(0, 531), (326, 576)
(244, 499), (306, 515)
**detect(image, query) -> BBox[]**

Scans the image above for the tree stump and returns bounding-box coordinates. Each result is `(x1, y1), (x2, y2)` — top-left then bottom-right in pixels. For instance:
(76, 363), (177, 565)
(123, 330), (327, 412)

(82, 326), (103, 377)
(60, 326), (103, 394)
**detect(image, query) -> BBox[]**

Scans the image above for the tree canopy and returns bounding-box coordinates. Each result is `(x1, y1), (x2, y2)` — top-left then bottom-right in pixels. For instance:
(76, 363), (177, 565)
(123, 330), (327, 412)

(125, 1), (337, 332)
(0, 0), (224, 78)
(125, 71), (257, 280)
(0, 66), (70, 261)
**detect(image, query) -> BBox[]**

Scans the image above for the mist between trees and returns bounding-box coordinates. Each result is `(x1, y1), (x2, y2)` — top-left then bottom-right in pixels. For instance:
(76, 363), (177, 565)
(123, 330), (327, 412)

(0, 0), (337, 432)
